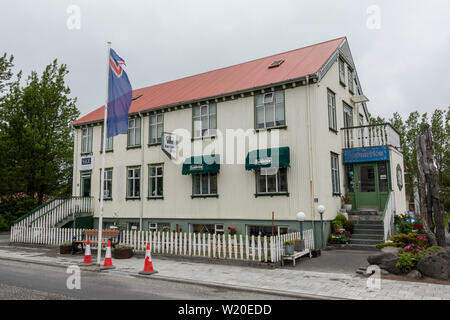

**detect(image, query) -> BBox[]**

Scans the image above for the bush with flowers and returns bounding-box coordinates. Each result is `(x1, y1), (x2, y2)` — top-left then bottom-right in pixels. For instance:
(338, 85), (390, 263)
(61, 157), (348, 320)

(328, 230), (350, 245)
(227, 227), (237, 236)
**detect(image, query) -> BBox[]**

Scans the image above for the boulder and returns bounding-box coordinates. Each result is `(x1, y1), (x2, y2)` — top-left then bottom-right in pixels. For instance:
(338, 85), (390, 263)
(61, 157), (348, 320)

(407, 270), (422, 280)
(417, 248), (450, 280)
(368, 252), (402, 275)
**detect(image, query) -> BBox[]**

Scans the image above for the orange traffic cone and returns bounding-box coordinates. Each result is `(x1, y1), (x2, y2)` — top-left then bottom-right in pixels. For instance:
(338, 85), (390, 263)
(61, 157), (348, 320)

(82, 238), (93, 265)
(139, 243), (158, 275)
(100, 240), (115, 270)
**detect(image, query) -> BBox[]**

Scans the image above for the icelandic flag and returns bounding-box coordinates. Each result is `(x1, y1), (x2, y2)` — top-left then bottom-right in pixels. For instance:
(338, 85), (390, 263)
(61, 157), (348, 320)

(107, 49), (132, 138)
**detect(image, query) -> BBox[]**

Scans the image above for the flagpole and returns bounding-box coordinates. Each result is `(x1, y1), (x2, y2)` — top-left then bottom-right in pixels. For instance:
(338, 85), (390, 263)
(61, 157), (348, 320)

(97, 41), (111, 265)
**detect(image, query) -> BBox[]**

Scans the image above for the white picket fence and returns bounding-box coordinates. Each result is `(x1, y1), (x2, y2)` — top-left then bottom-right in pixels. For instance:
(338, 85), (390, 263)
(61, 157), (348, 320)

(10, 226), (314, 263)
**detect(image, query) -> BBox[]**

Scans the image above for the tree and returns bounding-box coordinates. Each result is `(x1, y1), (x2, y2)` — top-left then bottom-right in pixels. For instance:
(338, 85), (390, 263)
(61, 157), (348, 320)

(0, 60), (79, 204)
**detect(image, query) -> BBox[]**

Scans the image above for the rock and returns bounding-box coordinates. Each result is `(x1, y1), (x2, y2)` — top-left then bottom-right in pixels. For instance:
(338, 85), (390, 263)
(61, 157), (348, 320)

(381, 247), (401, 255)
(417, 248), (450, 280)
(407, 270), (422, 280)
(367, 252), (402, 275)
(380, 269), (390, 275)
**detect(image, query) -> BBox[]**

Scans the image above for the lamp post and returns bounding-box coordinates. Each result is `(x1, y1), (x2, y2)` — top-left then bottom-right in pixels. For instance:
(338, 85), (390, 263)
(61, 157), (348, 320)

(296, 212), (306, 240)
(317, 205), (326, 249)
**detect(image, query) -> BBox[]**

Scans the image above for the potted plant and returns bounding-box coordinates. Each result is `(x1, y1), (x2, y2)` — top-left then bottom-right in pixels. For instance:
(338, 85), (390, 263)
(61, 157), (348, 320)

(293, 239), (305, 251)
(113, 243), (134, 259)
(59, 242), (72, 255)
(341, 193), (352, 212)
(332, 220), (343, 234)
(284, 241), (295, 255)
(311, 249), (321, 258)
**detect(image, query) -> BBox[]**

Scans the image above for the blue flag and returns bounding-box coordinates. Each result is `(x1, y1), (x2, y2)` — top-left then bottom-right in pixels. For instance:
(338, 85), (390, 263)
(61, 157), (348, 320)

(107, 49), (132, 138)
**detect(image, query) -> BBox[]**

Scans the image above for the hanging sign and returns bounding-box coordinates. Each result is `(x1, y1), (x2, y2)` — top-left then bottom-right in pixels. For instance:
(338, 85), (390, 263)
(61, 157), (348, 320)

(79, 156), (94, 170)
(162, 132), (177, 160)
(343, 146), (389, 164)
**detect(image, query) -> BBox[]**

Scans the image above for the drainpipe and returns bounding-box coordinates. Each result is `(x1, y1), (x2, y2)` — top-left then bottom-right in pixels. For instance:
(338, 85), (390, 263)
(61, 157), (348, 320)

(305, 75), (316, 241)
(139, 112), (144, 231)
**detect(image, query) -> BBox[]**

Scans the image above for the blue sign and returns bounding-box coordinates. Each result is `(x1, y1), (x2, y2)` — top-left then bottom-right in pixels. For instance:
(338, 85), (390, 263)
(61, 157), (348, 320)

(343, 146), (389, 164)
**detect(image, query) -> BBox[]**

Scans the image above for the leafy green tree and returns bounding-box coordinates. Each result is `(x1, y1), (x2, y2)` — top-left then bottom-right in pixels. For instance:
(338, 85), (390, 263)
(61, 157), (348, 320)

(0, 60), (79, 204)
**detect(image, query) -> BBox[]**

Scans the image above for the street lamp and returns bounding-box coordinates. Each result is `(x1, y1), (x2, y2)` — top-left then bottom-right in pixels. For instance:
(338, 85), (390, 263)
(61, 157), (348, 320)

(296, 212), (306, 240)
(317, 205), (326, 249)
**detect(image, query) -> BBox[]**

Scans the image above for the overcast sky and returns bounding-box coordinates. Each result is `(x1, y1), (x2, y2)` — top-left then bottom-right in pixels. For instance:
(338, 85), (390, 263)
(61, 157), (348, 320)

(1, 0), (449, 120)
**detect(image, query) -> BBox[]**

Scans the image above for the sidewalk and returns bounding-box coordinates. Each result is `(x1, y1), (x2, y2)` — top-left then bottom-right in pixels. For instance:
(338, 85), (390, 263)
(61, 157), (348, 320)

(0, 245), (448, 300)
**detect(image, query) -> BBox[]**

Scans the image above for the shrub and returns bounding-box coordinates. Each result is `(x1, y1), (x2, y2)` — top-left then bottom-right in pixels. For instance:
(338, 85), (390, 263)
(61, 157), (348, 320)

(343, 220), (355, 233)
(390, 233), (419, 247)
(396, 252), (418, 273)
(0, 195), (37, 231)
(416, 246), (442, 260)
(335, 214), (347, 225)
(375, 242), (402, 250)
(284, 241), (295, 246)
(332, 220), (343, 228)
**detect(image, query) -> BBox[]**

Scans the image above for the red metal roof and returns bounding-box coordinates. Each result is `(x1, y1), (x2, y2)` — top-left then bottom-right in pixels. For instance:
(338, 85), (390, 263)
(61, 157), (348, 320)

(73, 37), (345, 125)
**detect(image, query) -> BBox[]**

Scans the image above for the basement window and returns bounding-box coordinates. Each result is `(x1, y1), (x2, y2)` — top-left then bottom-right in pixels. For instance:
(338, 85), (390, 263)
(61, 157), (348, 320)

(268, 59), (285, 68)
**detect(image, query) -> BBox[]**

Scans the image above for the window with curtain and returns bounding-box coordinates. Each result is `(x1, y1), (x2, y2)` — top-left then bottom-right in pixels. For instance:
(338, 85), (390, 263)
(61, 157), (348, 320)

(255, 91), (285, 129)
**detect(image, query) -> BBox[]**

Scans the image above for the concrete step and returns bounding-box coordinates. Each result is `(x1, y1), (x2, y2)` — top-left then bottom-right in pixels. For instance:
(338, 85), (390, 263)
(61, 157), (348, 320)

(349, 215), (383, 222)
(350, 239), (382, 245)
(351, 234), (384, 241)
(343, 244), (378, 251)
(354, 220), (384, 225)
(353, 229), (384, 235)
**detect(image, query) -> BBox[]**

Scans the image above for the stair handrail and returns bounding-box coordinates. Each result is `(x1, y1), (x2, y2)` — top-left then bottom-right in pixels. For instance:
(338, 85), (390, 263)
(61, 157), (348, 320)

(382, 192), (396, 241)
(29, 198), (70, 226)
(13, 197), (61, 226)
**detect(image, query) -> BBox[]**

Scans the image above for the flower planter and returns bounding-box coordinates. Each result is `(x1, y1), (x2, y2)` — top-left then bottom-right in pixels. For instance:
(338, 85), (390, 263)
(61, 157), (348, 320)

(284, 244), (295, 256)
(59, 245), (72, 255)
(294, 240), (305, 252)
(344, 204), (352, 212)
(311, 250), (321, 258)
(113, 247), (133, 259)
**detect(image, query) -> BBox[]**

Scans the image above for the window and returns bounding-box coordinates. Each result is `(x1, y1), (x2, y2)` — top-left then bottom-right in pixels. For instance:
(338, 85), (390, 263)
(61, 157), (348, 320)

(378, 162), (389, 192)
(100, 169), (113, 199)
(346, 164), (355, 193)
(149, 223), (170, 232)
(256, 167), (288, 194)
(246, 225), (284, 237)
(255, 91), (285, 129)
(193, 103), (216, 138)
(81, 127), (93, 154)
(348, 67), (354, 93)
(127, 167), (141, 199)
(148, 165), (163, 198)
(343, 102), (353, 128)
(149, 114), (163, 145)
(339, 58), (346, 85)
(127, 222), (139, 231)
(101, 126), (113, 152)
(191, 224), (223, 234)
(192, 173), (217, 196)
(331, 153), (341, 195)
(327, 89), (337, 131)
(127, 117), (141, 147)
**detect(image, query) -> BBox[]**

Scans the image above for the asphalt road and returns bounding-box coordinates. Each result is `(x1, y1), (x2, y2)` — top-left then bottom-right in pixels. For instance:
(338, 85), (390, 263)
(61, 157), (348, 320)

(0, 259), (297, 300)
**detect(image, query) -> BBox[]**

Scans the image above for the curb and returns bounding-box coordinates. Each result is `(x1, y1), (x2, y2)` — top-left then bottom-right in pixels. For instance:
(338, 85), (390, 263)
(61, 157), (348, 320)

(0, 256), (345, 300)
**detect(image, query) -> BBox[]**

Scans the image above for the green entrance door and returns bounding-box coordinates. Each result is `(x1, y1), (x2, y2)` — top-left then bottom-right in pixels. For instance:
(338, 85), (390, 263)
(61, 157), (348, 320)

(346, 162), (390, 211)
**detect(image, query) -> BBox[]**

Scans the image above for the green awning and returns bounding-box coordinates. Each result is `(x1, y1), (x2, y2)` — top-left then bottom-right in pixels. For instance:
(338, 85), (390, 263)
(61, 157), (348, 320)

(245, 147), (290, 171)
(182, 155), (220, 175)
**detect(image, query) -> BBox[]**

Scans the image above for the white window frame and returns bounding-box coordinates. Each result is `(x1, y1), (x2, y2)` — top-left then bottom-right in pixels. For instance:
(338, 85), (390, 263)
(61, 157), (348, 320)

(331, 153), (341, 195)
(327, 89), (337, 131)
(81, 127), (93, 154)
(149, 223), (157, 232)
(255, 91), (285, 129)
(149, 114), (164, 145)
(192, 173), (218, 196)
(127, 117), (141, 147)
(339, 58), (346, 85)
(100, 169), (113, 199)
(193, 103), (217, 138)
(101, 125), (113, 152)
(148, 165), (163, 198)
(256, 167), (288, 194)
(127, 167), (141, 199)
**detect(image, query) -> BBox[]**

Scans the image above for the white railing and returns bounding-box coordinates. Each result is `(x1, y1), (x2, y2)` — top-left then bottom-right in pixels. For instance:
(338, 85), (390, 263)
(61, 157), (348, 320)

(13, 197), (93, 228)
(383, 192), (396, 241)
(10, 227), (314, 263)
(342, 124), (401, 149)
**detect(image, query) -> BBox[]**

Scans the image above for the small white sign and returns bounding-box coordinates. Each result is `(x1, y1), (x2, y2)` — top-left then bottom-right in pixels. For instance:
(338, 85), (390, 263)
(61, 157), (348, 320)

(162, 132), (177, 160)
(79, 156), (94, 170)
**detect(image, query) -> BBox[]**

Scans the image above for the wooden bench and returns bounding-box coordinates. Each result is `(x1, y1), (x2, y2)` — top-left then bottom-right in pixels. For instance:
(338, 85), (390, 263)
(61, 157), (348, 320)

(281, 249), (311, 267)
(72, 229), (120, 254)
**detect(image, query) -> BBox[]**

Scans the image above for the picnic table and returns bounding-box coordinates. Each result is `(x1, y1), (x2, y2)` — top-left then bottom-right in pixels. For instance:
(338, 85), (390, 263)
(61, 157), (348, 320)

(281, 249), (311, 267)
(72, 229), (120, 254)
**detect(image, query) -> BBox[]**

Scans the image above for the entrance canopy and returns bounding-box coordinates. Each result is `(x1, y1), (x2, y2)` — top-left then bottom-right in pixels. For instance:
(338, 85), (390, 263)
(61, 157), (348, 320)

(182, 155), (220, 175)
(245, 147), (290, 171)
